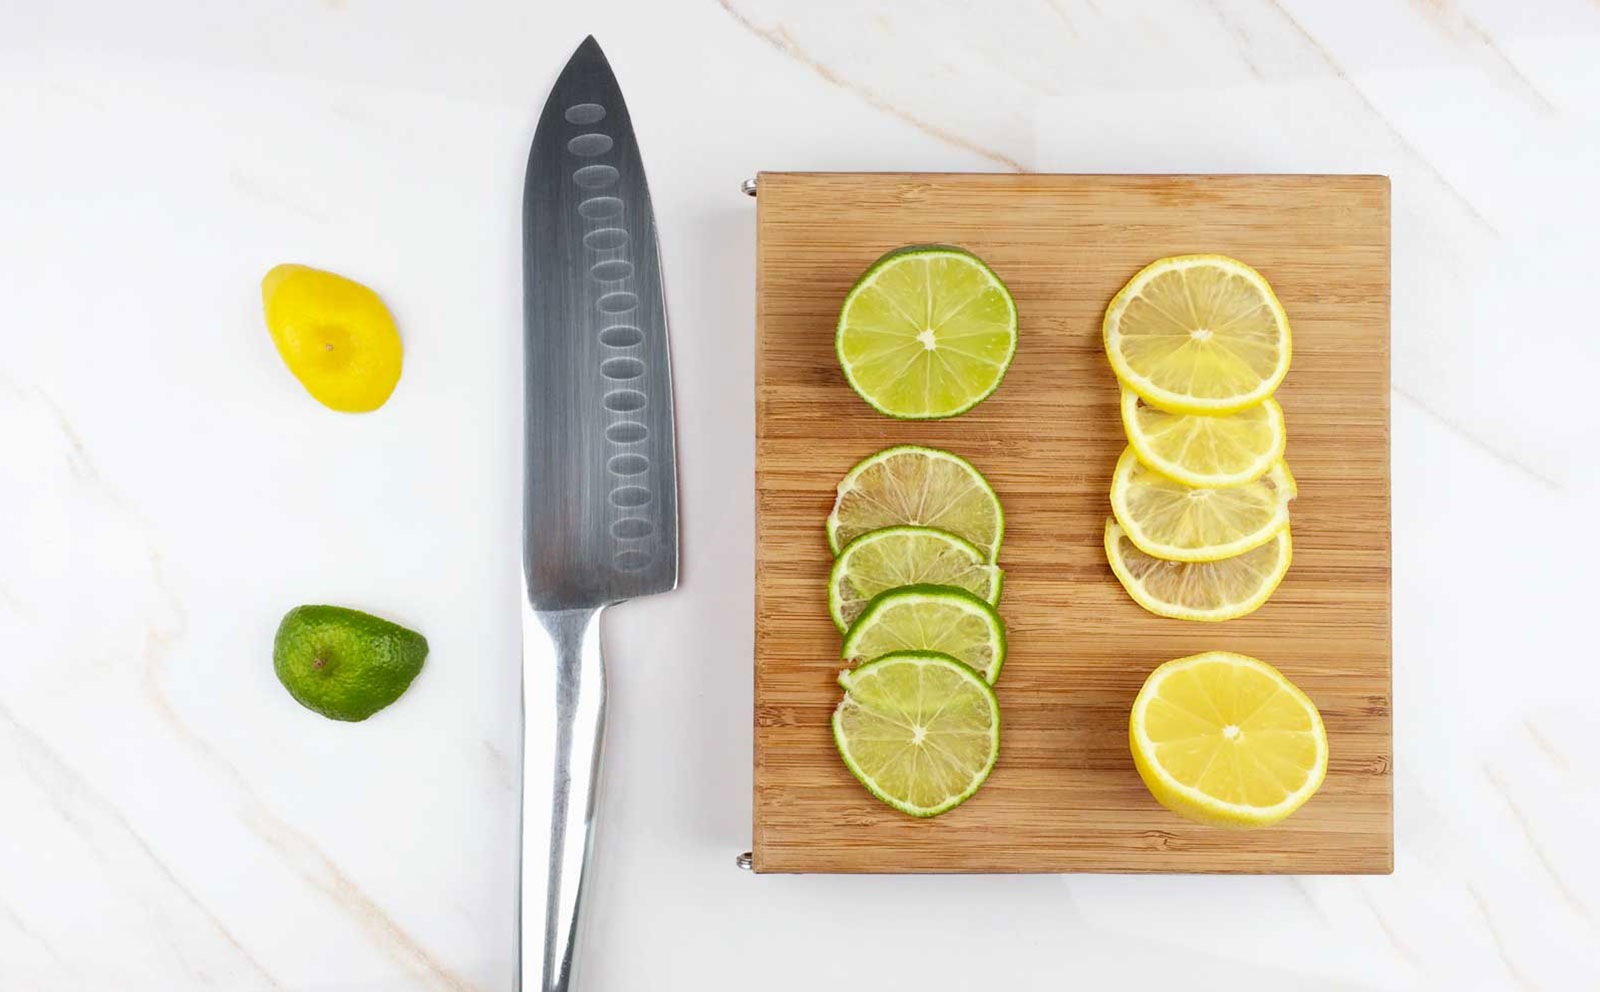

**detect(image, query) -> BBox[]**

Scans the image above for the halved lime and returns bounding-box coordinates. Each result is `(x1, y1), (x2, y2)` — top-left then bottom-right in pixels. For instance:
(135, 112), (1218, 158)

(826, 445), (1003, 562)
(836, 245), (1017, 419)
(842, 584), (1007, 683)
(833, 651), (1001, 817)
(828, 526), (1002, 632)
(273, 605), (428, 722)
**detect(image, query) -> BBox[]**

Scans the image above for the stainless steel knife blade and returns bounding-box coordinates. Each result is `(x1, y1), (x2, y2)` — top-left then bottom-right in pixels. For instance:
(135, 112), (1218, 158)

(519, 35), (678, 992)
(523, 35), (678, 607)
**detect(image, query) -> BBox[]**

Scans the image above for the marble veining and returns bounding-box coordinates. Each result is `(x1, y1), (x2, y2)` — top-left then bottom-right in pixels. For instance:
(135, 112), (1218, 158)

(715, 0), (1029, 171)
(1482, 762), (1590, 920)
(1236, 0), (1500, 234)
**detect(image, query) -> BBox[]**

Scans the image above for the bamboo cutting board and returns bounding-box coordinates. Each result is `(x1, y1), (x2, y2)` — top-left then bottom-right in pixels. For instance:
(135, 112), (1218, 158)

(753, 173), (1391, 873)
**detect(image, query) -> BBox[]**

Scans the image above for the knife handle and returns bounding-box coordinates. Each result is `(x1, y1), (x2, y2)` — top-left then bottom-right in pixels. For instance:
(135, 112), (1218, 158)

(520, 605), (607, 992)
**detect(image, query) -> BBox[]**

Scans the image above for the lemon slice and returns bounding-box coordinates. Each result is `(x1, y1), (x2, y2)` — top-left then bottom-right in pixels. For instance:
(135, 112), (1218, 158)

(836, 246), (1018, 419)
(1121, 387), (1286, 489)
(828, 526), (1003, 632)
(833, 651), (1001, 817)
(1109, 447), (1294, 562)
(842, 585), (1006, 683)
(1104, 255), (1291, 414)
(1129, 651), (1328, 826)
(826, 445), (1003, 561)
(1105, 519), (1290, 622)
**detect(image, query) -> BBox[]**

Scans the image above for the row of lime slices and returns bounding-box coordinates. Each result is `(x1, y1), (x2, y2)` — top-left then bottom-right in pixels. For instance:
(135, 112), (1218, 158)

(826, 245), (1023, 818)
(1101, 255), (1299, 622)
(826, 446), (1009, 817)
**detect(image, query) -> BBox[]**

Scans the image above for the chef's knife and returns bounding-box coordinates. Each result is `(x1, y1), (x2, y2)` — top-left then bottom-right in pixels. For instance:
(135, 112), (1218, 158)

(520, 36), (678, 991)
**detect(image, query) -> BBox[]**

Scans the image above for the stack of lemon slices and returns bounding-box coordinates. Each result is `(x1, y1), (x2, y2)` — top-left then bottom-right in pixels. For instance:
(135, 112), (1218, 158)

(1101, 255), (1297, 622)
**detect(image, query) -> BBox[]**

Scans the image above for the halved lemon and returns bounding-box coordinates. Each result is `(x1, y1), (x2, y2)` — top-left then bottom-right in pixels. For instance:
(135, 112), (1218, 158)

(1105, 519), (1290, 622)
(1121, 387), (1286, 489)
(1129, 651), (1328, 827)
(1109, 447), (1295, 562)
(1104, 255), (1291, 414)
(262, 264), (403, 412)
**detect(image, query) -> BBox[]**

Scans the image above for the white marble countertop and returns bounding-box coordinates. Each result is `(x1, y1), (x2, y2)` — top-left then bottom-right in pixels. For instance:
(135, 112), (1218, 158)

(3, 1), (1598, 989)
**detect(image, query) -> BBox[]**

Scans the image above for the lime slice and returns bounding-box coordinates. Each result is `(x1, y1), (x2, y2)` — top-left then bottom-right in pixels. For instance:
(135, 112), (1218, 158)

(842, 585), (1007, 683)
(836, 245), (1018, 419)
(829, 526), (1003, 632)
(826, 445), (1003, 562)
(833, 651), (1001, 817)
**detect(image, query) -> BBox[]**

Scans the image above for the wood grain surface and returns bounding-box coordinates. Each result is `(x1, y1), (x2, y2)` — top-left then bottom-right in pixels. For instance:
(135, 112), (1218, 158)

(752, 173), (1391, 873)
